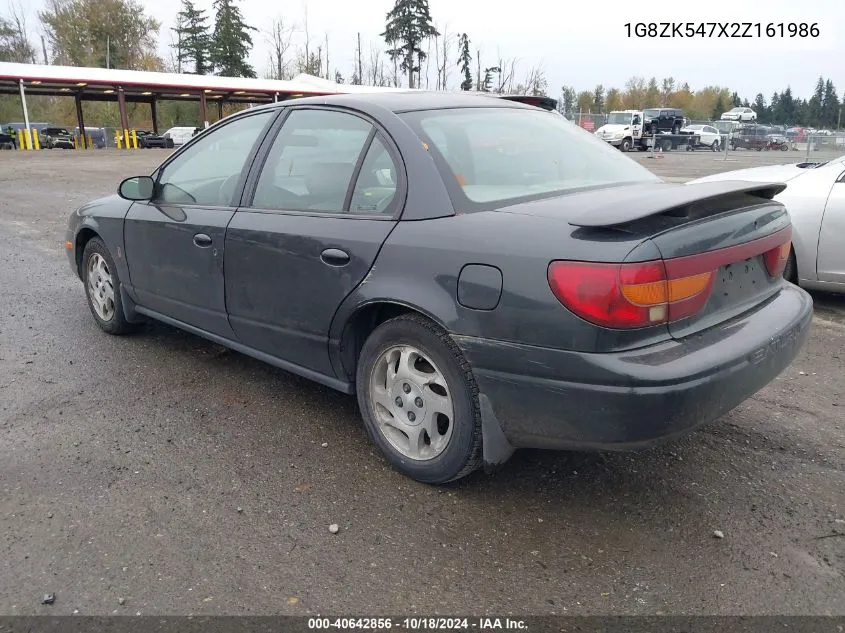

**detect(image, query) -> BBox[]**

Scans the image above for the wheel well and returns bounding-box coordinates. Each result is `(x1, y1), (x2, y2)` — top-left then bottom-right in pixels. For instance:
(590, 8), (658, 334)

(74, 228), (99, 278)
(338, 302), (426, 381)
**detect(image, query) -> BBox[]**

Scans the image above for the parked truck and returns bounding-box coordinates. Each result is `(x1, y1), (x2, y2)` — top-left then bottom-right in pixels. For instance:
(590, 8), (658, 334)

(595, 107), (694, 152)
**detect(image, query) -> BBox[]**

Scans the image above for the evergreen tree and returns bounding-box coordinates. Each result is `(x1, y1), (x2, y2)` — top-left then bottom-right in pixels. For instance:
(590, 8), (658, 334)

(730, 91), (741, 107)
(458, 33), (472, 91)
(560, 85), (576, 116)
(381, 0), (439, 88)
(808, 77), (824, 126)
(210, 0), (256, 77)
(592, 84), (604, 113)
(753, 93), (766, 122)
(821, 79), (839, 128)
(712, 93), (727, 120)
(173, 0), (211, 74)
(644, 77), (660, 107)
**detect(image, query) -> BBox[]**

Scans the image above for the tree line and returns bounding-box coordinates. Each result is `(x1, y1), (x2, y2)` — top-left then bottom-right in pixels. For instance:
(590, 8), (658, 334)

(563, 76), (843, 128)
(1, 0), (843, 130)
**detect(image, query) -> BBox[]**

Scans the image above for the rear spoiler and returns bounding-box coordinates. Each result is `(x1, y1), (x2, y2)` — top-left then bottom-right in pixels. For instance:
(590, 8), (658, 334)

(568, 180), (786, 228)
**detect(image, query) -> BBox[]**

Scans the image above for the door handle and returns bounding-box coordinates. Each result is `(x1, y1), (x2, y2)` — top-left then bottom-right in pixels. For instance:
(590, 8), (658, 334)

(193, 233), (212, 248)
(320, 248), (350, 266)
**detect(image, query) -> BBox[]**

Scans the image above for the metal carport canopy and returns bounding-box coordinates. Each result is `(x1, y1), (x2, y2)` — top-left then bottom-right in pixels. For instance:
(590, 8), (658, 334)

(0, 62), (402, 144)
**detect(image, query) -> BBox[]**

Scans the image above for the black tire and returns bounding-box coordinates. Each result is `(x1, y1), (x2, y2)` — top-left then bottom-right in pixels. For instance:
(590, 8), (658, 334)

(783, 250), (798, 285)
(619, 138), (632, 152)
(82, 238), (138, 335)
(671, 124), (680, 135)
(661, 138), (673, 152)
(712, 140), (720, 152)
(356, 314), (483, 484)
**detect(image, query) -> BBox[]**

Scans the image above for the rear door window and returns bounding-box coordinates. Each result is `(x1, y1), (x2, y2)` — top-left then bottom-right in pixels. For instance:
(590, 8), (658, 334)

(252, 109), (373, 213)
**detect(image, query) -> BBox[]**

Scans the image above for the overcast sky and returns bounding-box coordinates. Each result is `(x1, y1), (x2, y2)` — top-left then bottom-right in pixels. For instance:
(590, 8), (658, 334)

(21, 0), (845, 100)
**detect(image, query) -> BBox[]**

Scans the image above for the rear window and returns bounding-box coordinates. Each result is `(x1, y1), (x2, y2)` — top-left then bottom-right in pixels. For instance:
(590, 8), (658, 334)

(400, 107), (658, 211)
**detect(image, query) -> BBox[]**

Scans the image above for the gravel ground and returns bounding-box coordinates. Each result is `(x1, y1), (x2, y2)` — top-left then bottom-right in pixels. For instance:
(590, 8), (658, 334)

(0, 150), (843, 616)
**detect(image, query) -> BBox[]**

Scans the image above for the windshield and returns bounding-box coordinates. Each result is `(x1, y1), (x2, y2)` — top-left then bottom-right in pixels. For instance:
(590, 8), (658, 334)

(642, 109), (660, 119)
(728, 107), (743, 113)
(606, 112), (633, 125)
(684, 124), (703, 130)
(400, 107), (658, 211)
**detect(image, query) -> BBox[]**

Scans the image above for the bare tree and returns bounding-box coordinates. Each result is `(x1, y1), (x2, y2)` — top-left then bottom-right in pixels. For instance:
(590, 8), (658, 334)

(495, 53), (518, 94)
(265, 17), (294, 80)
(355, 32), (363, 85)
(324, 32), (329, 79)
(7, 0), (37, 64)
(439, 25), (451, 91)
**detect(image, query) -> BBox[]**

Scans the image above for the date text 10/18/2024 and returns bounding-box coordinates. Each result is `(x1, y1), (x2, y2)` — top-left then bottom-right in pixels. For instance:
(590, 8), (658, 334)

(307, 617), (528, 630)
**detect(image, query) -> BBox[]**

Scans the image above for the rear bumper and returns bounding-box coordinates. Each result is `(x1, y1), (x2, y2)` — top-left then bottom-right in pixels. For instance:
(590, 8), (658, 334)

(455, 284), (812, 451)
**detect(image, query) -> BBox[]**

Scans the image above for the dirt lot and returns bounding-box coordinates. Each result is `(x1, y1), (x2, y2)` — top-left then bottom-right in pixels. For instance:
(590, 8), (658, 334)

(0, 150), (843, 616)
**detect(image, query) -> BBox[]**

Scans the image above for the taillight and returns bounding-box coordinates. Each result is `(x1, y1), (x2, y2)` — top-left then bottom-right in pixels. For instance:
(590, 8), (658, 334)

(548, 260), (715, 329)
(763, 241), (791, 277)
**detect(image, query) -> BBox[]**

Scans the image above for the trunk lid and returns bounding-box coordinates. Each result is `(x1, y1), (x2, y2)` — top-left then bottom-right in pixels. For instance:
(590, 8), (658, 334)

(567, 181), (793, 339)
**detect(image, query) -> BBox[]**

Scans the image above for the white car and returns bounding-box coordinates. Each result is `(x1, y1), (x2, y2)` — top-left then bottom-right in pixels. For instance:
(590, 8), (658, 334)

(681, 124), (722, 151)
(688, 156), (845, 292)
(720, 107), (757, 122)
(162, 126), (197, 146)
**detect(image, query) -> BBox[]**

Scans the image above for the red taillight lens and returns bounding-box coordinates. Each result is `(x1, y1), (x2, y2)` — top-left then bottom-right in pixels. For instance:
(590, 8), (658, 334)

(763, 241), (791, 277)
(548, 260), (715, 329)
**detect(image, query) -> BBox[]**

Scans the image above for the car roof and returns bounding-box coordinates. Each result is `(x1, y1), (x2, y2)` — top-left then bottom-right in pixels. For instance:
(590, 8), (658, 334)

(262, 91), (538, 114)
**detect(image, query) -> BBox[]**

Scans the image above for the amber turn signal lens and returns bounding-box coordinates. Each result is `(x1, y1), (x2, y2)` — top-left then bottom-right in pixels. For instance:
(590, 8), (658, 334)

(621, 272), (713, 307)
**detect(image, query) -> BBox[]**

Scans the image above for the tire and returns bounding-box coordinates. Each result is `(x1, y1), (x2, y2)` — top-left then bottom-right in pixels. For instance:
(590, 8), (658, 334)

(620, 138), (632, 152)
(712, 140), (720, 152)
(783, 250), (798, 285)
(356, 314), (483, 484)
(81, 238), (138, 335)
(671, 124), (680, 135)
(661, 138), (673, 152)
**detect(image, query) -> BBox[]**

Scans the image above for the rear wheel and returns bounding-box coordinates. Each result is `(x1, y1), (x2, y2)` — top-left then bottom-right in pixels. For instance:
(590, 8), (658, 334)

(82, 238), (138, 335)
(356, 314), (482, 484)
(712, 139), (720, 152)
(661, 138), (673, 152)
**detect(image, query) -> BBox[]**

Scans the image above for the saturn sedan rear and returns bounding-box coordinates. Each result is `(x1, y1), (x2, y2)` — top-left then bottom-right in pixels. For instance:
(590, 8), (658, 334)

(65, 93), (812, 483)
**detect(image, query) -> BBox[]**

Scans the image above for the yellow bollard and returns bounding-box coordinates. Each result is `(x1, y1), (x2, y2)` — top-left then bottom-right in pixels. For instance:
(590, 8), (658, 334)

(131, 129), (138, 149)
(32, 129), (40, 150)
(115, 132), (122, 149)
(24, 129), (33, 150)
(17, 129), (24, 149)
(87, 134), (93, 150)
(123, 129), (130, 149)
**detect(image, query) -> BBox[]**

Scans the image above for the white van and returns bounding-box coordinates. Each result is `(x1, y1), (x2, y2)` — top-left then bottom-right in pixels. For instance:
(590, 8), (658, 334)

(162, 127), (197, 146)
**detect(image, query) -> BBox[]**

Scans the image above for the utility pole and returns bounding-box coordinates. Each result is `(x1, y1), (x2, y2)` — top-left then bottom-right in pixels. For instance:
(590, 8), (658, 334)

(40, 36), (48, 64)
(106, 35), (110, 69)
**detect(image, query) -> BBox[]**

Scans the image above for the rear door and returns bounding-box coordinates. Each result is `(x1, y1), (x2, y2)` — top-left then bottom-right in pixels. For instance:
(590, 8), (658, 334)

(816, 169), (845, 284)
(224, 107), (403, 376)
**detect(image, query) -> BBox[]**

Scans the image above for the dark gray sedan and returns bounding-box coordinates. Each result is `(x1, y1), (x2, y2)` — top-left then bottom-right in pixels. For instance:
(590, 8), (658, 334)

(65, 93), (813, 483)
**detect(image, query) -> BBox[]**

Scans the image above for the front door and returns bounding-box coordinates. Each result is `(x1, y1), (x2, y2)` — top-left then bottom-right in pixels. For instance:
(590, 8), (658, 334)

(225, 107), (403, 376)
(816, 170), (845, 284)
(124, 110), (277, 338)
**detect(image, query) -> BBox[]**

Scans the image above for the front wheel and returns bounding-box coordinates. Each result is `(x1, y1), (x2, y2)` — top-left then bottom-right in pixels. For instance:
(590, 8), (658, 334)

(619, 138), (632, 152)
(712, 140), (720, 152)
(82, 238), (138, 335)
(356, 314), (483, 484)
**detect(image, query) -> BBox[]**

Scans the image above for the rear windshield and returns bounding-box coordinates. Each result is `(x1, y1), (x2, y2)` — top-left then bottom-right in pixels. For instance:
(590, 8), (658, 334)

(400, 107), (658, 211)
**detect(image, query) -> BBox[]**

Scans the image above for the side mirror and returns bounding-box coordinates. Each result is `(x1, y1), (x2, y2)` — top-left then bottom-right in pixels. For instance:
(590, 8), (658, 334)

(118, 176), (154, 201)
